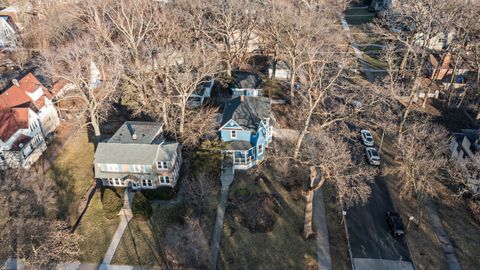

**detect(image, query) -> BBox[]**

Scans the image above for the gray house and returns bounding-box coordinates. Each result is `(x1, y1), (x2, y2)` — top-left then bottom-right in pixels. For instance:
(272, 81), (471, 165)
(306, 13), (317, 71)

(94, 121), (182, 190)
(231, 71), (263, 97)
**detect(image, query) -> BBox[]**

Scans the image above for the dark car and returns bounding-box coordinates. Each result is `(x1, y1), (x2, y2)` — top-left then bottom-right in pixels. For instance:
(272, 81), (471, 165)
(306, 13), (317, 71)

(386, 211), (405, 238)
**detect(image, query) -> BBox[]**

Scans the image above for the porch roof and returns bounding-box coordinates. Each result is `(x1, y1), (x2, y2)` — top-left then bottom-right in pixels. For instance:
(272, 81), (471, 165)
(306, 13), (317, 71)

(224, 140), (253, 151)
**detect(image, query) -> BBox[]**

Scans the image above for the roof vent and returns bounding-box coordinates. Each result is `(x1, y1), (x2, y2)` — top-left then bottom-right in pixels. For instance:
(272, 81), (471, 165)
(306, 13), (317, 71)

(132, 128), (137, 140)
(12, 79), (19, 87)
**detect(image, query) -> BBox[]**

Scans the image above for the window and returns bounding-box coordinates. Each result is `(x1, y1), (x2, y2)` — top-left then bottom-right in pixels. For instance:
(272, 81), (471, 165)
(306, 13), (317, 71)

(106, 164), (119, 172)
(108, 179), (113, 185)
(0, 152), (4, 161)
(231, 130), (237, 138)
(258, 144), (263, 155)
(157, 161), (168, 169)
(132, 164), (143, 173)
(161, 176), (170, 184)
(142, 179), (153, 187)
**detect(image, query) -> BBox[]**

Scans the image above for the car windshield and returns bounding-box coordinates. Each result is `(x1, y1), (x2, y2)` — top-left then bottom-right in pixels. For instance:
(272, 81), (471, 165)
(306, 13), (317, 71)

(365, 136), (373, 141)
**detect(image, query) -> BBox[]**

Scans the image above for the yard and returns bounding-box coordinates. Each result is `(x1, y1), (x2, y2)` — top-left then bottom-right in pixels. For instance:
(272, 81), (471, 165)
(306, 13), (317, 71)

(218, 166), (317, 270)
(110, 189), (218, 267)
(379, 134), (480, 270)
(42, 130), (120, 263)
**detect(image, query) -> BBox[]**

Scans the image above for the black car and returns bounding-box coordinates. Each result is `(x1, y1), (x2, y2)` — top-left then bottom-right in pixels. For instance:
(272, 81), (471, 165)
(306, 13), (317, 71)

(386, 211), (405, 238)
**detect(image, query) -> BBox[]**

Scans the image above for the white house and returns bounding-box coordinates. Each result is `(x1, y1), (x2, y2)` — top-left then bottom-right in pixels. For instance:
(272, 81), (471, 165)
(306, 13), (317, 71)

(268, 60), (291, 80)
(0, 7), (20, 48)
(0, 73), (60, 169)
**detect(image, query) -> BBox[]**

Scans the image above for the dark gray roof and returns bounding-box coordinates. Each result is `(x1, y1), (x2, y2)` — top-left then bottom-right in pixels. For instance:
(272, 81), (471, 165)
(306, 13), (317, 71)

(225, 140), (254, 151)
(108, 121), (163, 144)
(232, 71), (262, 89)
(94, 141), (179, 165)
(221, 96), (271, 131)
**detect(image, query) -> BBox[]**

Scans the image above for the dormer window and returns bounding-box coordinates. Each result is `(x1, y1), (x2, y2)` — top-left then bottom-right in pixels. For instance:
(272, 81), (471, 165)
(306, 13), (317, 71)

(157, 161), (168, 169)
(231, 130), (237, 138)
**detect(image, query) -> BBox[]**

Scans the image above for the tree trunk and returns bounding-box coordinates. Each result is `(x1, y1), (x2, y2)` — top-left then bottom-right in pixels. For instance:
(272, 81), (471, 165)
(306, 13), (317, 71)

(303, 188), (314, 239)
(226, 61), (232, 78)
(289, 61), (296, 101)
(162, 101), (169, 129)
(90, 112), (101, 140)
(400, 47), (411, 77)
(293, 111), (313, 159)
(303, 166), (318, 239)
(397, 103), (412, 142)
(179, 103), (186, 134)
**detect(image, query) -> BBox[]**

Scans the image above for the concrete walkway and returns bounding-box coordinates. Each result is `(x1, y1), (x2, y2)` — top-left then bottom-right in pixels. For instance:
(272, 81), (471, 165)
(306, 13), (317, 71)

(425, 199), (462, 270)
(102, 190), (134, 265)
(313, 188), (332, 270)
(210, 165), (234, 270)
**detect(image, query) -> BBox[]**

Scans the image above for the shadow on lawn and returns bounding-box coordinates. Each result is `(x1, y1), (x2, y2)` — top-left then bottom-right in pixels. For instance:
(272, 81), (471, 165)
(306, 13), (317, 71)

(49, 164), (76, 221)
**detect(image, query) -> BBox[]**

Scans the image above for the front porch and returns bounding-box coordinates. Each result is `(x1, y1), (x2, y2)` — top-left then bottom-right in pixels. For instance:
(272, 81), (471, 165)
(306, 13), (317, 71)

(224, 147), (259, 170)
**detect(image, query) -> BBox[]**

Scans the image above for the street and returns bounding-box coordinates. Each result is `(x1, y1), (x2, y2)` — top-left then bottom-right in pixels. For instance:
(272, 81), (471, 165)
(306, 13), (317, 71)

(346, 176), (414, 270)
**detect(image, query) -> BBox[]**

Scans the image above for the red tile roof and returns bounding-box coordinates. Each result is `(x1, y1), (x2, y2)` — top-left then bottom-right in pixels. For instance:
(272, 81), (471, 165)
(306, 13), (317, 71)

(0, 73), (50, 142)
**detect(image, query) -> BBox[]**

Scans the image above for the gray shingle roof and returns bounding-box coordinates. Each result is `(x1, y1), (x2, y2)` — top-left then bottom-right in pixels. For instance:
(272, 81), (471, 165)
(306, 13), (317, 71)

(94, 142), (179, 165)
(232, 71), (262, 89)
(224, 140), (253, 151)
(108, 121), (163, 144)
(221, 96), (271, 131)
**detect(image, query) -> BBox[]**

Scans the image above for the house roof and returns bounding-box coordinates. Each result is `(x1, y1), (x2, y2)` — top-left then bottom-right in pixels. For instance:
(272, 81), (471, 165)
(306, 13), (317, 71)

(224, 140), (254, 151)
(11, 133), (32, 151)
(232, 71), (262, 89)
(0, 107), (28, 142)
(221, 96), (271, 131)
(108, 121), (164, 144)
(94, 141), (179, 165)
(0, 73), (51, 109)
(0, 7), (18, 24)
(0, 73), (51, 142)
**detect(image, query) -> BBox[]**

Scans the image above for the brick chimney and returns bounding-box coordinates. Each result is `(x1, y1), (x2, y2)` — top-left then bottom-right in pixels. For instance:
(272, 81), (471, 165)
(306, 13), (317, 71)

(12, 79), (19, 87)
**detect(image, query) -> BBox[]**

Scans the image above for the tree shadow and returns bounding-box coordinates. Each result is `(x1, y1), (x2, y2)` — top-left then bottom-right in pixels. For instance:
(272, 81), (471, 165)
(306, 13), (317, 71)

(48, 164), (76, 221)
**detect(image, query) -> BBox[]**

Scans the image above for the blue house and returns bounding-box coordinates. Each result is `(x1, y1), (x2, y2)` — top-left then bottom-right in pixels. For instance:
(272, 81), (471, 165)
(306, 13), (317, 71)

(219, 95), (273, 170)
(231, 71), (263, 97)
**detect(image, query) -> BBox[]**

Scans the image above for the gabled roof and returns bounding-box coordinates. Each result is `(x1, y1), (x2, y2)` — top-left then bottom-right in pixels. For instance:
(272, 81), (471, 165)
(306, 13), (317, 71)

(108, 121), (164, 144)
(0, 107), (28, 142)
(0, 73), (51, 110)
(232, 71), (262, 89)
(0, 73), (51, 142)
(221, 96), (271, 132)
(94, 142), (179, 165)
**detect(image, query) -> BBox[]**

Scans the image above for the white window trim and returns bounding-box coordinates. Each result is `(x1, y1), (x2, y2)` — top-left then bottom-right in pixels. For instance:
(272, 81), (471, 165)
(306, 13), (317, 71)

(157, 161), (168, 170)
(258, 144), (263, 155)
(231, 130), (237, 138)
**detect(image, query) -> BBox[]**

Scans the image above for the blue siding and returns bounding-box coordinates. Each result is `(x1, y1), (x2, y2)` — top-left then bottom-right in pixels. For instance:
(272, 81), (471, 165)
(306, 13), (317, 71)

(220, 129), (251, 142)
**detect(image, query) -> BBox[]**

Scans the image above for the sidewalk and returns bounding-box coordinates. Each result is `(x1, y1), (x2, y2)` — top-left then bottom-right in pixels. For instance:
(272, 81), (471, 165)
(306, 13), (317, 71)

(210, 165), (234, 270)
(313, 188), (332, 270)
(102, 191), (134, 265)
(425, 199), (462, 270)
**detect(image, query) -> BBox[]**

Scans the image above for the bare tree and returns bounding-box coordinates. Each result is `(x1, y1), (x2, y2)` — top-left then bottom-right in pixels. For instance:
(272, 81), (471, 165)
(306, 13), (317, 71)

(301, 126), (373, 239)
(0, 169), (80, 268)
(385, 121), (449, 199)
(43, 36), (122, 140)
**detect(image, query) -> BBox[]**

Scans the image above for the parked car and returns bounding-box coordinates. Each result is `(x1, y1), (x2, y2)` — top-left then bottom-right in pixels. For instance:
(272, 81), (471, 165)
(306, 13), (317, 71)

(386, 211), (406, 238)
(366, 147), (381, 166)
(360, 130), (374, 146)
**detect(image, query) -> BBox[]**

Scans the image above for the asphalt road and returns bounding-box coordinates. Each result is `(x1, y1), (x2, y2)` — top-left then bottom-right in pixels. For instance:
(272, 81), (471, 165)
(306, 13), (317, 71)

(346, 176), (412, 262)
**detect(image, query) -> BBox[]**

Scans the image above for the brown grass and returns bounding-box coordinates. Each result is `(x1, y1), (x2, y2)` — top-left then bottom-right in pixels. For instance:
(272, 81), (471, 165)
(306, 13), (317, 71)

(218, 169), (317, 270)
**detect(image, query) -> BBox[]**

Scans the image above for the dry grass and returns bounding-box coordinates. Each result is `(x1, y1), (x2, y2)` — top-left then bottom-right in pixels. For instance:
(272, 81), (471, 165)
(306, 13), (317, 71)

(323, 183), (352, 270)
(41, 130), (120, 263)
(218, 169), (317, 270)
(434, 183), (480, 270)
(42, 131), (95, 222)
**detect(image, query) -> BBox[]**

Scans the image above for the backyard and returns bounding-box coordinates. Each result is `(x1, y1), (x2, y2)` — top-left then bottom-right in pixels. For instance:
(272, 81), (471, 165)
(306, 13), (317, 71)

(218, 166), (317, 270)
(42, 130), (120, 263)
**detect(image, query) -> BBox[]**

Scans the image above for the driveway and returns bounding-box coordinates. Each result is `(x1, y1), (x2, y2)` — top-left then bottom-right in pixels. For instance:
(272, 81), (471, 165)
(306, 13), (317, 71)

(346, 177), (414, 270)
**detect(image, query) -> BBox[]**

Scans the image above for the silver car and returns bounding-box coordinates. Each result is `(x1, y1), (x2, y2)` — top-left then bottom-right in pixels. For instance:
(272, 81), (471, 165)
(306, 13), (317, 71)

(366, 147), (381, 166)
(360, 130), (374, 146)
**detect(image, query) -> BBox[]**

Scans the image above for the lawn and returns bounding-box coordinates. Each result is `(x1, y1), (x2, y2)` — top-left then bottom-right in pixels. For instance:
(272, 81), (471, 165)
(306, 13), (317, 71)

(323, 184), (352, 270)
(218, 168), (317, 270)
(111, 191), (218, 267)
(42, 130), (120, 263)
(42, 131), (95, 222)
(111, 204), (186, 267)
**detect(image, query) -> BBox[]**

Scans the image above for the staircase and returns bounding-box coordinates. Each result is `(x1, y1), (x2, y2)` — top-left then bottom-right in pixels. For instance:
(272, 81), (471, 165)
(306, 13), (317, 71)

(119, 189), (134, 220)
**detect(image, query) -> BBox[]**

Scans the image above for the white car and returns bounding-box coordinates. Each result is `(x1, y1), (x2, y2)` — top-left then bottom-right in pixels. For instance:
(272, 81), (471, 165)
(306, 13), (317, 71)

(366, 147), (381, 166)
(360, 130), (374, 146)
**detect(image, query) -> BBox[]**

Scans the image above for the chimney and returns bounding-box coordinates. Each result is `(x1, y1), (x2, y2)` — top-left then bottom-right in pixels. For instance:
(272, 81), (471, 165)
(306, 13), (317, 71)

(132, 128), (137, 140)
(12, 79), (19, 87)
(240, 95), (244, 102)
